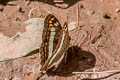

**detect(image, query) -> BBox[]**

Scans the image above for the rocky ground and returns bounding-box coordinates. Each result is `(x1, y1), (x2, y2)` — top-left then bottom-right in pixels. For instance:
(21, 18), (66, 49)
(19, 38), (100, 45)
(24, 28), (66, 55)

(0, 0), (120, 80)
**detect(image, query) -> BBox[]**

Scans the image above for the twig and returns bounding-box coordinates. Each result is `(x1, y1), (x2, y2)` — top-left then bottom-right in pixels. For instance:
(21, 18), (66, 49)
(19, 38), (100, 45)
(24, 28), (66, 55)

(77, 2), (80, 27)
(28, 8), (36, 19)
(72, 70), (120, 74)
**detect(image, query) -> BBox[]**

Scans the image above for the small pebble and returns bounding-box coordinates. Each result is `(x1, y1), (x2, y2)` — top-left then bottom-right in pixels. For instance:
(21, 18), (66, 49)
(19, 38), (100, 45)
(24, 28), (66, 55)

(0, 5), (3, 12)
(100, 0), (104, 2)
(88, 10), (95, 15)
(103, 13), (111, 19)
(115, 8), (120, 13)
(17, 6), (22, 12)
(25, 1), (31, 6)
(15, 17), (21, 21)
(80, 5), (84, 9)
(17, 6), (24, 13)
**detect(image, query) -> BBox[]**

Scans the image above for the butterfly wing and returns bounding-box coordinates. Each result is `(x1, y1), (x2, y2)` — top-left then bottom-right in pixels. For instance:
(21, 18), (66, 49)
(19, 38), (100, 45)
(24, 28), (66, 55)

(45, 22), (70, 69)
(40, 14), (63, 70)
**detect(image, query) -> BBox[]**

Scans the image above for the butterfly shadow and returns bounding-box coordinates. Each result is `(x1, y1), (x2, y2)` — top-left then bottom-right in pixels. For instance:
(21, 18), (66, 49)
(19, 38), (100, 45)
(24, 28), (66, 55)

(47, 46), (96, 77)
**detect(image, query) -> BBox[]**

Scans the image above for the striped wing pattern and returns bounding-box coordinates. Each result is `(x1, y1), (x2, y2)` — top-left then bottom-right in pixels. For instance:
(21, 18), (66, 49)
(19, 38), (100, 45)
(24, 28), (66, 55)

(40, 14), (69, 71)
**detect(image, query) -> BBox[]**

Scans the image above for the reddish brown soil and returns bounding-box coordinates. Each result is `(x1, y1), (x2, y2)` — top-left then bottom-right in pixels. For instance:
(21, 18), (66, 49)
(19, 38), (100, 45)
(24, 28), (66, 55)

(0, 0), (120, 80)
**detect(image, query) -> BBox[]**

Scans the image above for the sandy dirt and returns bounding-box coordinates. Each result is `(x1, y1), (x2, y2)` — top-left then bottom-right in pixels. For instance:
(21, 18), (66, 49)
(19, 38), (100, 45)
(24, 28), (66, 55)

(0, 0), (120, 80)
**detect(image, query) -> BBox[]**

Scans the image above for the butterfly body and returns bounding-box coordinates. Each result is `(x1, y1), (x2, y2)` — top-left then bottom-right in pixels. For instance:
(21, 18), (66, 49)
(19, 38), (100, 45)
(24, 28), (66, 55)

(40, 14), (69, 71)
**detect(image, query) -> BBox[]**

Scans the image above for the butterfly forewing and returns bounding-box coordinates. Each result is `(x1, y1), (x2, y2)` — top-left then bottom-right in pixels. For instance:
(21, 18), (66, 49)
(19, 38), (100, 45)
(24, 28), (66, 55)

(40, 14), (69, 71)
(40, 14), (62, 69)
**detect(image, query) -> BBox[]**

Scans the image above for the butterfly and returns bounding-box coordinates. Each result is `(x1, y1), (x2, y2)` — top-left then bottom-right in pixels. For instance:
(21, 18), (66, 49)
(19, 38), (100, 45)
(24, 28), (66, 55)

(40, 14), (70, 71)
